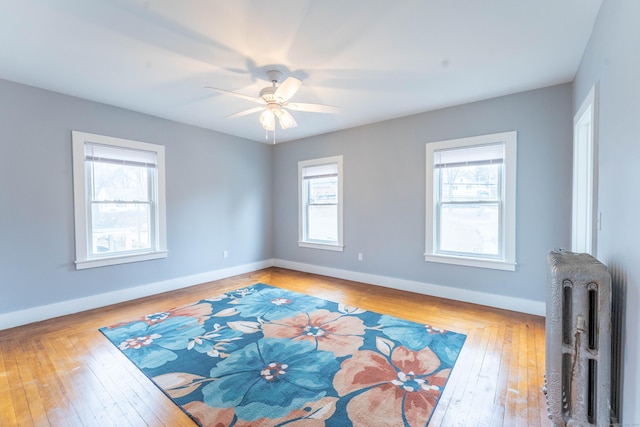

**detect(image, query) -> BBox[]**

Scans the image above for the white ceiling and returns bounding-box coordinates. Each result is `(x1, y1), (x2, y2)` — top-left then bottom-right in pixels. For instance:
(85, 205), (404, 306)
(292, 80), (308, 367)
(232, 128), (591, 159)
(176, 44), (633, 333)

(0, 0), (602, 143)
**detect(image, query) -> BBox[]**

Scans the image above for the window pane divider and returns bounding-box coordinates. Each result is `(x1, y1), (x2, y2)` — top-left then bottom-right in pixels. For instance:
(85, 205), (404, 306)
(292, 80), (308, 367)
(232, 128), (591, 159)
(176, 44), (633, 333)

(303, 173), (338, 180)
(440, 200), (500, 205)
(89, 200), (152, 204)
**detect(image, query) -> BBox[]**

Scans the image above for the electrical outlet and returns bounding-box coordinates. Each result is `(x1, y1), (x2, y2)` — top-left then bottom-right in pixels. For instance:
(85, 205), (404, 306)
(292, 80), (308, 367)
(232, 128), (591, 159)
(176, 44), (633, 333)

(223, 250), (228, 258)
(357, 253), (363, 261)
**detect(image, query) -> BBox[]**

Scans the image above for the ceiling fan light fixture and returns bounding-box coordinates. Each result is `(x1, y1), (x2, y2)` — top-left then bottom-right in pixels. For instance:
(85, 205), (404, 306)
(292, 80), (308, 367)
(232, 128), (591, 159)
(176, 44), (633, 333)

(274, 108), (297, 130)
(259, 109), (275, 131)
(207, 68), (337, 139)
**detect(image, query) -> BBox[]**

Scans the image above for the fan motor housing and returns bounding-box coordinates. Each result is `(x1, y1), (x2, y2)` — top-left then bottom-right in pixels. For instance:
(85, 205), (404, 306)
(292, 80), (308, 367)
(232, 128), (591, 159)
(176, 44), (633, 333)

(259, 86), (279, 103)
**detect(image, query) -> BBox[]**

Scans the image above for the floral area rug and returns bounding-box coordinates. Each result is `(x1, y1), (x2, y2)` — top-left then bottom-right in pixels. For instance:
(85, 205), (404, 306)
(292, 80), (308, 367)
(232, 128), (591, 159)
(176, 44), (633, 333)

(99, 283), (466, 426)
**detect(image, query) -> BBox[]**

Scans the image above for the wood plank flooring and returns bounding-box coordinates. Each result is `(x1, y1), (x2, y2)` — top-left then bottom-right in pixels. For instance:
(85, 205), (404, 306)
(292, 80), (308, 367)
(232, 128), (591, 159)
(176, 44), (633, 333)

(0, 267), (550, 426)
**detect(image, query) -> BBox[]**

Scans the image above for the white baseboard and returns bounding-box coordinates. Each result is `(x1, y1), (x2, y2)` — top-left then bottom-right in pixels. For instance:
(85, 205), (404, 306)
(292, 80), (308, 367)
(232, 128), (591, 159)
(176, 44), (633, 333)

(274, 259), (546, 316)
(0, 259), (275, 331)
(1, 258), (545, 331)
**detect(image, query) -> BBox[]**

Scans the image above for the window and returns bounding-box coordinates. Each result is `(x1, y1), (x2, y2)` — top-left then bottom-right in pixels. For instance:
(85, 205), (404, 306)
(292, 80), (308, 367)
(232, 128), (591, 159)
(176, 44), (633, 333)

(425, 131), (516, 271)
(72, 131), (167, 269)
(298, 156), (343, 251)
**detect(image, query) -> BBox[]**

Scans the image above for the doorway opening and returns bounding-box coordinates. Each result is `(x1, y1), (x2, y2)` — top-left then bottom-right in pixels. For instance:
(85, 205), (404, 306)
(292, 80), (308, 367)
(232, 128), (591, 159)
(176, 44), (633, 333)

(572, 84), (598, 256)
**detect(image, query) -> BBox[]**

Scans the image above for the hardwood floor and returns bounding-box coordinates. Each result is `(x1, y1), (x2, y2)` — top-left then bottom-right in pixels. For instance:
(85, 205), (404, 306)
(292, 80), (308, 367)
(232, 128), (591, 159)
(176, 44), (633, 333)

(0, 267), (549, 426)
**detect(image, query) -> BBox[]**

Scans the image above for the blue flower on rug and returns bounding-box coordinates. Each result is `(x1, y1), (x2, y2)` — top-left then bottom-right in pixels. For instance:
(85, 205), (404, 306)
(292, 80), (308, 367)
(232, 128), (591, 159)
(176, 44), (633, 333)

(101, 316), (206, 369)
(232, 287), (326, 320)
(378, 315), (466, 367)
(202, 337), (340, 421)
(378, 315), (445, 350)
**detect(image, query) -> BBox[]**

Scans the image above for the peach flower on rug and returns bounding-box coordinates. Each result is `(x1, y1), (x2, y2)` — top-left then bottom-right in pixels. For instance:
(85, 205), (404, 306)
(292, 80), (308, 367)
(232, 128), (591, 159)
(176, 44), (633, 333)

(333, 344), (451, 426)
(262, 309), (366, 357)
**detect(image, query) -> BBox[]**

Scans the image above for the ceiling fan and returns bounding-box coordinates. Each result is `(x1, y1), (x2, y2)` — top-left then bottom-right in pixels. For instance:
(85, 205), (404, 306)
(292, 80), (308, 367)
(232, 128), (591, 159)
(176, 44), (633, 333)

(206, 70), (339, 133)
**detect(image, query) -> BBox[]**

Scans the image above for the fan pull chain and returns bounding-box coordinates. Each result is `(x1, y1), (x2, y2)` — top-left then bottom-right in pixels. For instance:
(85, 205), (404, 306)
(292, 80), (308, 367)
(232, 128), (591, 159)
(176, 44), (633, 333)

(264, 128), (277, 144)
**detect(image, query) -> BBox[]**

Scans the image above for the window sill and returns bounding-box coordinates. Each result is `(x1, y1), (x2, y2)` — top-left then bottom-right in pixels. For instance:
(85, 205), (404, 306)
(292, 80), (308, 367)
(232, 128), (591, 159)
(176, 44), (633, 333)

(424, 253), (516, 271)
(298, 241), (344, 252)
(75, 250), (168, 270)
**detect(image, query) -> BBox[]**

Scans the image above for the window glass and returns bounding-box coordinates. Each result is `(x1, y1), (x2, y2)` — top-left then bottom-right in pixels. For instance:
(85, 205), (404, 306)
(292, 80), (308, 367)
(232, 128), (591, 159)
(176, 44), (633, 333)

(90, 161), (150, 202)
(438, 202), (500, 255)
(306, 175), (338, 243)
(435, 145), (503, 258)
(90, 202), (152, 254)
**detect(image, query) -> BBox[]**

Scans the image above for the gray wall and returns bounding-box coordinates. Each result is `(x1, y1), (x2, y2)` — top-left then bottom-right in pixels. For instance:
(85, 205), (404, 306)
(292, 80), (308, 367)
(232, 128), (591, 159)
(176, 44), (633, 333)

(0, 79), (273, 315)
(273, 84), (573, 303)
(573, 0), (640, 422)
(0, 76), (573, 321)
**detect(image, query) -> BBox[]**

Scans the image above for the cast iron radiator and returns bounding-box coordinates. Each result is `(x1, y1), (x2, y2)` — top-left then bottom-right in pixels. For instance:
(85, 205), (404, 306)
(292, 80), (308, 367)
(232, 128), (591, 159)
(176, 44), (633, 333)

(544, 250), (611, 426)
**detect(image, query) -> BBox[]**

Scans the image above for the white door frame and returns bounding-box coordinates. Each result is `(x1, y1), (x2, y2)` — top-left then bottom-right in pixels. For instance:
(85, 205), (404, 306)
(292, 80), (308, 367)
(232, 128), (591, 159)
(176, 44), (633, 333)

(572, 84), (599, 256)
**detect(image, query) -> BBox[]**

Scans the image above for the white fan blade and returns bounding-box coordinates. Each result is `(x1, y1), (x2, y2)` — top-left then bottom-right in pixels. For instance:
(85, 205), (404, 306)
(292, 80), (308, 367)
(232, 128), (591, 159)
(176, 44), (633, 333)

(226, 106), (265, 119)
(275, 108), (297, 129)
(274, 77), (301, 103)
(285, 102), (340, 114)
(205, 86), (265, 104)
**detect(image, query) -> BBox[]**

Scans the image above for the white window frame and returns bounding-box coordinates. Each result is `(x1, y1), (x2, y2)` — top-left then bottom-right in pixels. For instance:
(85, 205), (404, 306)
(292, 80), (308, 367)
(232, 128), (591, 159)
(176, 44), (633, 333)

(425, 131), (517, 271)
(72, 131), (167, 269)
(298, 155), (344, 252)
